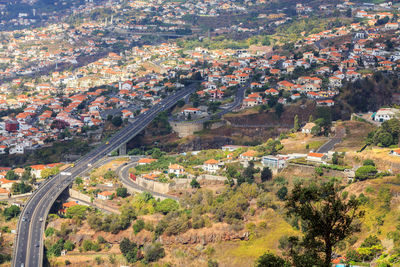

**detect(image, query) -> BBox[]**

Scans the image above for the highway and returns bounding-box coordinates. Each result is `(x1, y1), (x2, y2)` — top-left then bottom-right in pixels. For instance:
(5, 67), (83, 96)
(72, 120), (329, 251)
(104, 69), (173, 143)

(12, 84), (198, 267)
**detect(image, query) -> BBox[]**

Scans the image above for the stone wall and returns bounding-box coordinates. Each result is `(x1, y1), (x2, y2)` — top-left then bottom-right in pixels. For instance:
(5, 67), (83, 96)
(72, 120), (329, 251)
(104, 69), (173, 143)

(170, 120), (226, 138)
(136, 177), (171, 194)
(135, 174), (229, 194)
(170, 122), (203, 138)
(68, 189), (92, 202)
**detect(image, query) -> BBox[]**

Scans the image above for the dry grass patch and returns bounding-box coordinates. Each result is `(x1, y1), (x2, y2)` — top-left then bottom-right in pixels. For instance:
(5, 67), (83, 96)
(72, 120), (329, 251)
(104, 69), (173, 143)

(280, 132), (328, 154)
(336, 121), (376, 152)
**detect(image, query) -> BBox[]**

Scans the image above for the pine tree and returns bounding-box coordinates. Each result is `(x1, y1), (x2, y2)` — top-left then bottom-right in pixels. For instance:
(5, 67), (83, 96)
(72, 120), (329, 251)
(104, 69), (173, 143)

(293, 115), (300, 132)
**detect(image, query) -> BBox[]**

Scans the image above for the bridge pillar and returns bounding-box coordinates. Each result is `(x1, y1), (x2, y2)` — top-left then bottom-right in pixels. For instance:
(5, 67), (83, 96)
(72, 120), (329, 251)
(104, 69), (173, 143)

(119, 143), (127, 155)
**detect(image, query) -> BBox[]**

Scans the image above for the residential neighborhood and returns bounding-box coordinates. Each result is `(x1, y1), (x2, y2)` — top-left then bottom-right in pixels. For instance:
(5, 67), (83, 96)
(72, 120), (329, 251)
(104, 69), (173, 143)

(3, 0), (400, 267)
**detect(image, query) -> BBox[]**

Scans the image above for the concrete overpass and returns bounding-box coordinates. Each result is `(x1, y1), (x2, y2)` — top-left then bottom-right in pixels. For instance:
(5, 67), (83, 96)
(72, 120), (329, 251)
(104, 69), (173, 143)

(12, 84), (198, 267)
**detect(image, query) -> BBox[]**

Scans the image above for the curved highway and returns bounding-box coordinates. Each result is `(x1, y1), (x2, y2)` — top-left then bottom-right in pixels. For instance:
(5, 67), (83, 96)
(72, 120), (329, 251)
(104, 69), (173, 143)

(12, 84), (198, 267)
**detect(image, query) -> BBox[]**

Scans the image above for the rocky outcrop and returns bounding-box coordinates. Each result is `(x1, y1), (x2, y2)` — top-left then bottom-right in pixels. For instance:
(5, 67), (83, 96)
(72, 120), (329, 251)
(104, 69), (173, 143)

(157, 231), (249, 245)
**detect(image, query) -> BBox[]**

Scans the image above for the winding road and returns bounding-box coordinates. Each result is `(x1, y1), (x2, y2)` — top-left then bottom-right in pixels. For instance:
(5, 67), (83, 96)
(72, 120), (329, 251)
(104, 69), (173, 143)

(12, 84), (198, 267)
(117, 161), (178, 201)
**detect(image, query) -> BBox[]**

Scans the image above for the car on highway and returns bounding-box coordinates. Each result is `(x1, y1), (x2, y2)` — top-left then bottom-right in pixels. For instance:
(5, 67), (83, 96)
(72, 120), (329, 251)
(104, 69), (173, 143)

(13, 86), (198, 267)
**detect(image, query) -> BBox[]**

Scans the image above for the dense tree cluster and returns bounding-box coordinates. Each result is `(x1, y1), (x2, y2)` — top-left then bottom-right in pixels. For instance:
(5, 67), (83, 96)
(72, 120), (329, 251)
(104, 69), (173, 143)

(336, 72), (399, 118)
(3, 205), (20, 220)
(11, 182), (32, 195)
(367, 118), (400, 147)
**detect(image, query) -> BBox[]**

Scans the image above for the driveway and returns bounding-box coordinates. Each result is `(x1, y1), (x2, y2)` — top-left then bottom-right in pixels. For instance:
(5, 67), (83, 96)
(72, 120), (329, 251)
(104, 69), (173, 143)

(316, 127), (346, 153)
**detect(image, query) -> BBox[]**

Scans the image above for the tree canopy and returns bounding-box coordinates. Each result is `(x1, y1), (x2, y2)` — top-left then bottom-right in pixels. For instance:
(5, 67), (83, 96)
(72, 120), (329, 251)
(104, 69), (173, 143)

(283, 182), (364, 267)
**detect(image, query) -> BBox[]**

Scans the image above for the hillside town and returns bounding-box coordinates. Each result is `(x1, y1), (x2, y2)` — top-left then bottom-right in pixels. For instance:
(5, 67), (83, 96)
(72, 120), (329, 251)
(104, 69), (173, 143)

(2, 2), (400, 156)
(3, 0), (400, 267)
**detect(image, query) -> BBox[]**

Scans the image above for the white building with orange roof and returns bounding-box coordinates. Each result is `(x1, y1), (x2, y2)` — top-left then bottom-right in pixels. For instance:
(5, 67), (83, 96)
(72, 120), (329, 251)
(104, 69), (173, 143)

(98, 191), (114, 200)
(307, 152), (327, 163)
(137, 158), (157, 165)
(0, 178), (16, 190)
(203, 159), (221, 173)
(240, 150), (258, 161)
(30, 164), (47, 178)
(121, 110), (134, 119)
(168, 164), (185, 176)
(0, 188), (10, 198)
(0, 145), (7, 154)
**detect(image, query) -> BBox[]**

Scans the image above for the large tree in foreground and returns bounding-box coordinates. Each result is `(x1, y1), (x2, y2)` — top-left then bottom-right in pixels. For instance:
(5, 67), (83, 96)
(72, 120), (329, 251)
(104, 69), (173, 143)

(284, 182), (364, 267)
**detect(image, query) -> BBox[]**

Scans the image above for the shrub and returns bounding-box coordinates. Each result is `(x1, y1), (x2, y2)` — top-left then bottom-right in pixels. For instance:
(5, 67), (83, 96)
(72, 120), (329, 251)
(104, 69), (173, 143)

(0, 254), (11, 264)
(346, 249), (362, 262)
(82, 240), (101, 252)
(116, 187), (128, 198)
(95, 256), (104, 265)
(276, 186), (288, 201)
(261, 167), (273, 182)
(3, 205), (20, 220)
(120, 238), (138, 263)
(143, 221), (153, 232)
(133, 219), (145, 234)
(363, 159), (375, 166)
(192, 215), (205, 229)
(156, 199), (179, 215)
(190, 178), (201, 188)
(355, 165), (378, 181)
(315, 166), (323, 176)
(164, 215), (190, 236)
(63, 241), (75, 251)
(208, 259), (219, 267)
(45, 227), (55, 237)
(48, 239), (65, 257)
(144, 242), (165, 262)
(97, 236), (106, 244)
(255, 251), (287, 267)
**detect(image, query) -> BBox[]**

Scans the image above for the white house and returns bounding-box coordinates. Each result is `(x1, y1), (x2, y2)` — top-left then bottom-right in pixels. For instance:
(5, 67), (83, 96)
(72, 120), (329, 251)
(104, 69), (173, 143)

(98, 191), (113, 200)
(182, 108), (203, 117)
(0, 145), (7, 154)
(30, 164), (47, 179)
(390, 149), (400, 156)
(385, 23), (399, 30)
(240, 150), (258, 161)
(0, 178), (15, 190)
(262, 155), (288, 170)
(222, 145), (246, 151)
(121, 110), (134, 119)
(9, 144), (24, 154)
(168, 164), (185, 176)
(306, 152), (327, 163)
(137, 158), (157, 165)
(374, 108), (400, 122)
(203, 159), (220, 173)
(0, 188), (9, 197)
